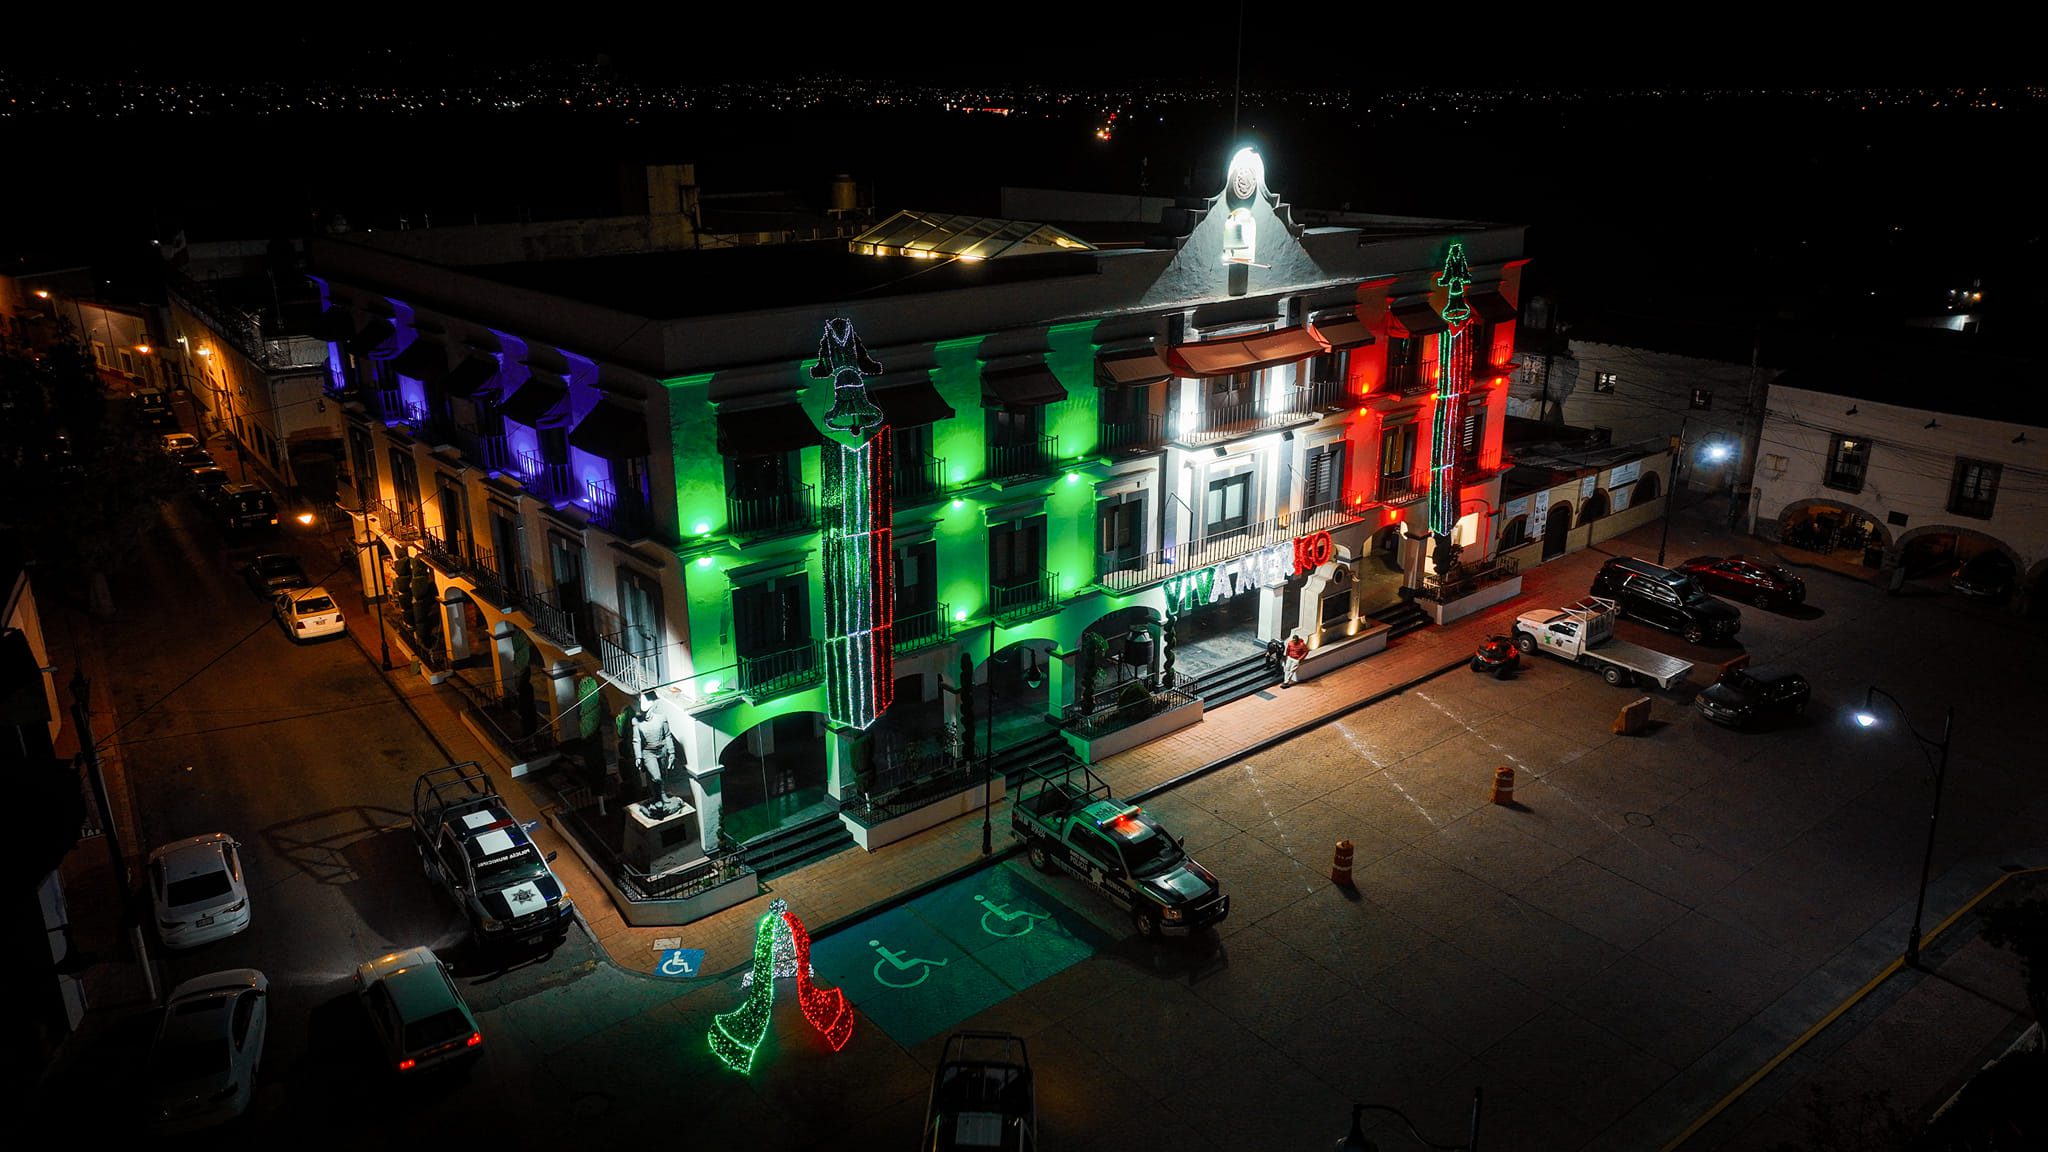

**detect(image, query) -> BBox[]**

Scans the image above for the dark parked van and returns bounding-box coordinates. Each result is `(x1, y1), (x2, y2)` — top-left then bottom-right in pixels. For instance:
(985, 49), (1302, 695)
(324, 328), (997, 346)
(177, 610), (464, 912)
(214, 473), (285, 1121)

(214, 483), (280, 530)
(1590, 556), (1741, 644)
(133, 389), (173, 429)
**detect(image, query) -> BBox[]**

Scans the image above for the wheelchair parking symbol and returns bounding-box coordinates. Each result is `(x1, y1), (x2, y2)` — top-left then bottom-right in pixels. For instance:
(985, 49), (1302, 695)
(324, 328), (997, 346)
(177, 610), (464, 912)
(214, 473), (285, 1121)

(656, 948), (706, 979)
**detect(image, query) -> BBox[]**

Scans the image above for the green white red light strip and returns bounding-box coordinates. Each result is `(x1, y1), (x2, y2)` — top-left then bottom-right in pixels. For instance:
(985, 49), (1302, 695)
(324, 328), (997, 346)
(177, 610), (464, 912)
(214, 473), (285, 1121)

(1428, 242), (1474, 537)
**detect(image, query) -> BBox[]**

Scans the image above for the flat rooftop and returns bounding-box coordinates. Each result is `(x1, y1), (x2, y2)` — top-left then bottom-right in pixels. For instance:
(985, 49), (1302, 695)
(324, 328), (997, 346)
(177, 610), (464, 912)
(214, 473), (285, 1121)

(462, 241), (1103, 320)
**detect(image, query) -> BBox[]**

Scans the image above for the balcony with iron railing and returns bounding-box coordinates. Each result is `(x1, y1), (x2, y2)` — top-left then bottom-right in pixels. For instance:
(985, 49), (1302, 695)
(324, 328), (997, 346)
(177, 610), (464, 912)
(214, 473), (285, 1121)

(586, 476), (656, 539)
(1099, 412), (1166, 456)
(517, 449), (572, 502)
(522, 584), (585, 652)
(893, 603), (951, 652)
(727, 482), (818, 538)
(987, 434), (1059, 481)
(992, 569), (1058, 622)
(1094, 512), (1300, 594)
(371, 499), (423, 542)
(597, 627), (662, 695)
(1174, 385), (1318, 445)
(1303, 376), (1352, 412)
(893, 452), (945, 504)
(738, 640), (821, 696)
(414, 525), (471, 574)
(468, 546), (523, 610)
(450, 421), (513, 473)
(1378, 472), (1420, 502)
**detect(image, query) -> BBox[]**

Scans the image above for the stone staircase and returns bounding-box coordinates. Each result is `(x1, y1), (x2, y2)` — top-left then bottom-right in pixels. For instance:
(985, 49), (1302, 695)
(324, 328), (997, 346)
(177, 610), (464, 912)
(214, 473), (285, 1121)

(1368, 600), (1432, 640)
(1185, 650), (1281, 709)
(729, 810), (856, 879)
(986, 729), (1076, 787)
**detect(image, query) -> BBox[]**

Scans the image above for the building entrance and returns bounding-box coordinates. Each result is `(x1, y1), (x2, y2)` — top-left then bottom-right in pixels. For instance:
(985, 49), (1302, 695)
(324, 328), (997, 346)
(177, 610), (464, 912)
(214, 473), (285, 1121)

(719, 712), (831, 845)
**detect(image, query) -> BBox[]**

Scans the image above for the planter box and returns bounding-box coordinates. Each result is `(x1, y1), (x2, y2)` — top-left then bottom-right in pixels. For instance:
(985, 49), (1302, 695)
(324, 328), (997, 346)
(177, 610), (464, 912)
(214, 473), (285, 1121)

(1061, 695), (1204, 763)
(843, 775), (1007, 852)
(547, 807), (760, 927)
(1423, 575), (1523, 625)
(1297, 624), (1390, 679)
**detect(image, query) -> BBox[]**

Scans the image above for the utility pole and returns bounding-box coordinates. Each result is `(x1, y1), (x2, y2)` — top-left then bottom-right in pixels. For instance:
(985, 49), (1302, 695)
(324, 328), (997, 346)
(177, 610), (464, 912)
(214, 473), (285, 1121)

(69, 674), (131, 909)
(360, 511), (391, 670)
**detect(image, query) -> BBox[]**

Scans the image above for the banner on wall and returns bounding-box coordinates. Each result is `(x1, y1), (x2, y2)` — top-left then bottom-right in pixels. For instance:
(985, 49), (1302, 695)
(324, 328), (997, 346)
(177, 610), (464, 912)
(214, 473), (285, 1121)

(1609, 460), (1642, 488)
(1580, 475), (1597, 501)
(1612, 484), (1632, 513)
(1531, 489), (1551, 537)
(1504, 495), (1530, 519)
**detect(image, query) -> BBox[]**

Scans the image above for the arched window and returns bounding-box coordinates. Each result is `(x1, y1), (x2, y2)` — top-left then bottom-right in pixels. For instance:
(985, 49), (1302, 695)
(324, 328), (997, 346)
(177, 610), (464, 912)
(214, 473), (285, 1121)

(1499, 515), (1530, 549)
(1635, 472), (1662, 502)
(1581, 488), (1610, 523)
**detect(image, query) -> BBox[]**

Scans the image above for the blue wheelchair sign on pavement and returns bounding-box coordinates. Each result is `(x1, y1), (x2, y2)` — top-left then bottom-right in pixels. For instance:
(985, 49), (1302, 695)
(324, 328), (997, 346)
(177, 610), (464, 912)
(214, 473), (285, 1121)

(655, 948), (706, 979)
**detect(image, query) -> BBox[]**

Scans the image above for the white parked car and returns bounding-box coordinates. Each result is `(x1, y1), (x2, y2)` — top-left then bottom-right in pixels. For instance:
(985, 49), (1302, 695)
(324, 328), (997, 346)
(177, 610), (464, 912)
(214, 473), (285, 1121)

(158, 432), (200, 456)
(355, 946), (484, 1074)
(147, 969), (268, 1131)
(275, 585), (345, 641)
(148, 833), (251, 950)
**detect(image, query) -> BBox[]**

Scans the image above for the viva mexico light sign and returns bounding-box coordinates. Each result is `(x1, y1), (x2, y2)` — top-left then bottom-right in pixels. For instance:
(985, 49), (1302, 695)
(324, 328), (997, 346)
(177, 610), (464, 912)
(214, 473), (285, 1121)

(1162, 531), (1331, 616)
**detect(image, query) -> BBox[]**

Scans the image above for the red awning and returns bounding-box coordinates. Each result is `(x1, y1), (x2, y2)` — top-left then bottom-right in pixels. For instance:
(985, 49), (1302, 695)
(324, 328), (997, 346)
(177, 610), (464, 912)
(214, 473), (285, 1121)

(1388, 301), (1447, 337)
(1309, 312), (1375, 350)
(1166, 325), (1327, 378)
(1096, 348), (1174, 387)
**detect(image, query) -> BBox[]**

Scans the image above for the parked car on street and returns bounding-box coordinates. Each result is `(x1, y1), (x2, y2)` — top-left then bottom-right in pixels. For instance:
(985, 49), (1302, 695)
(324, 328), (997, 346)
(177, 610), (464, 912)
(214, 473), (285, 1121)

(170, 445), (216, 471)
(1694, 665), (1811, 729)
(922, 1031), (1036, 1152)
(1676, 555), (1806, 610)
(275, 586), (344, 641)
(190, 466), (234, 506)
(1591, 556), (1742, 644)
(354, 946), (483, 1075)
(214, 483), (280, 531)
(147, 833), (251, 950)
(158, 432), (200, 456)
(242, 553), (309, 595)
(1951, 552), (2016, 602)
(133, 388), (173, 429)
(147, 969), (268, 1132)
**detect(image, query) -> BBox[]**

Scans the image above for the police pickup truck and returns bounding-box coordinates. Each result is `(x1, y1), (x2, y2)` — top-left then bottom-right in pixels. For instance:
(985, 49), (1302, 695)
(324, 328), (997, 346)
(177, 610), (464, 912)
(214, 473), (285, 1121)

(1011, 762), (1227, 938)
(412, 762), (573, 948)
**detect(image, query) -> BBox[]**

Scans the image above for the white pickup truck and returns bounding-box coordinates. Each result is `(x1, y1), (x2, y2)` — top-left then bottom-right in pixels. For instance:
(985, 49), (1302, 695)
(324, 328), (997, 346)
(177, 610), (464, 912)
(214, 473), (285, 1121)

(1512, 597), (1695, 689)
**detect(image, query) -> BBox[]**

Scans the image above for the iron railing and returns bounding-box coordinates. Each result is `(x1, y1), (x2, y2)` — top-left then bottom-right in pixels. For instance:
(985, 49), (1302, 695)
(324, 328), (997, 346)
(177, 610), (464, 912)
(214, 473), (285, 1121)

(738, 640), (821, 696)
(1420, 555), (1521, 603)
(893, 603), (951, 651)
(893, 451), (945, 503)
(598, 628), (662, 694)
(451, 421), (513, 473)
(372, 498), (422, 540)
(727, 483), (818, 538)
(553, 801), (758, 902)
(586, 476), (656, 538)
(524, 584), (583, 651)
(468, 546), (523, 609)
(415, 525), (470, 573)
(1099, 412), (1166, 455)
(987, 434), (1059, 480)
(1093, 512), (1295, 594)
(992, 570), (1058, 621)
(1303, 377), (1351, 411)
(1378, 473), (1419, 500)
(445, 670), (556, 762)
(1175, 385), (1316, 444)
(517, 449), (571, 502)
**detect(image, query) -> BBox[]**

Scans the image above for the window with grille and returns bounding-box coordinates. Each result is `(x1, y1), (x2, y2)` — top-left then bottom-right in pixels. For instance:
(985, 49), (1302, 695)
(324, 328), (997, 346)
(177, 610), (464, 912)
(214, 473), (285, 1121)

(1305, 443), (1344, 507)
(1823, 435), (1869, 493)
(1948, 458), (2000, 518)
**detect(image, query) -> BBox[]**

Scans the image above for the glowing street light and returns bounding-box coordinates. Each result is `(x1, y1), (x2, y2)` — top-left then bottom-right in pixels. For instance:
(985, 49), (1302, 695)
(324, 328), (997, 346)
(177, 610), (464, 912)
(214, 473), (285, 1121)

(1852, 686), (1955, 967)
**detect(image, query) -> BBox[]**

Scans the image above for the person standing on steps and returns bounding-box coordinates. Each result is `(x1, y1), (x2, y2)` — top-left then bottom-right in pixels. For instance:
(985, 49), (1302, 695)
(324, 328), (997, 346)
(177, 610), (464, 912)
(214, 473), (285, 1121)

(1283, 632), (1308, 687)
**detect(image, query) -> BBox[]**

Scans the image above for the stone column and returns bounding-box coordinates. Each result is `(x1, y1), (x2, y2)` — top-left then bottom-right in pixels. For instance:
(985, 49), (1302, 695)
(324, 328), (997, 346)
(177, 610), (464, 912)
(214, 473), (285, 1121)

(1046, 647), (1075, 722)
(491, 619), (521, 701)
(826, 724), (867, 802)
(680, 714), (723, 848)
(546, 659), (580, 743)
(442, 591), (471, 663)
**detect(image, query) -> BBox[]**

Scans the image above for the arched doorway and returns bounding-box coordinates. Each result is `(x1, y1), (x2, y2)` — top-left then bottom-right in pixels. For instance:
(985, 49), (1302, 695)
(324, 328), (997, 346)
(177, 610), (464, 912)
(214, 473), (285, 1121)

(1777, 498), (1891, 563)
(1542, 500), (1575, 559)
(1352, 524), (1408, 613)
(1580, 488), (1611, 525)
(970, 638), (1054, 755)
(719, 712), (830, 845)
(1897, 525), (2019, 583)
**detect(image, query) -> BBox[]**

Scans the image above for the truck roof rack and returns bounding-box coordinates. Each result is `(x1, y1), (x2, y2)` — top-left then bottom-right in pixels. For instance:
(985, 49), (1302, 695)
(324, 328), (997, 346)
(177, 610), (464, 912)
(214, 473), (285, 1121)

(413, 761), (494, 818)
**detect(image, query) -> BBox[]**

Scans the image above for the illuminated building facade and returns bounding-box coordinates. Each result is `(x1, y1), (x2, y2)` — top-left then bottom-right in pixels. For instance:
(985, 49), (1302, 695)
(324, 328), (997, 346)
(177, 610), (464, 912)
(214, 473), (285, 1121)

(313, 149), (1525, 876)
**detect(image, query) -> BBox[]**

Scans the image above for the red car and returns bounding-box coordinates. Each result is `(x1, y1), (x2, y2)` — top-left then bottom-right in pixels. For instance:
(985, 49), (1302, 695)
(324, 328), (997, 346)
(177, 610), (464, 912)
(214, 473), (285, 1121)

(1676, 555), (1806, 610)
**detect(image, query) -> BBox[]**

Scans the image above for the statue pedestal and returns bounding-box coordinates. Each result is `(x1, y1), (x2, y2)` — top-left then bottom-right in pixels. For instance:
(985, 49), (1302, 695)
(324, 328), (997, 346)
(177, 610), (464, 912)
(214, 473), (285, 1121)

(622, 800), (700, 874)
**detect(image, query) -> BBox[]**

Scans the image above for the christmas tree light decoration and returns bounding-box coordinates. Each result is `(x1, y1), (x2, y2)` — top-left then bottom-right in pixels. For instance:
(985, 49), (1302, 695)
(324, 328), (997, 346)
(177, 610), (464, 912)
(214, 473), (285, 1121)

(817, 318), (895, 730)
(784, 908), (854, 1052)
(708, 906), (779, 1073)
(1427, 242), (1476, 538)
(740, 897), (810, 988)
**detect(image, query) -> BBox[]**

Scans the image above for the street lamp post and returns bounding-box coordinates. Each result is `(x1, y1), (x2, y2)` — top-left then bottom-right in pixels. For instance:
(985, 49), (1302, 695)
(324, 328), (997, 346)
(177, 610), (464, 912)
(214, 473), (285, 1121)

(1655, 416), (1733, 566)
(1335, 1088), (1483, 1151)
(1853, 687), (1955, 967)
(360, 506), (392, 670)
(982, 617), (997, 857)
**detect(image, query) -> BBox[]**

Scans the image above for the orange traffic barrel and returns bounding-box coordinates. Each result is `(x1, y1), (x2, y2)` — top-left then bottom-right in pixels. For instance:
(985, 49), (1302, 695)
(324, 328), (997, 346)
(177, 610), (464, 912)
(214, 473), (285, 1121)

(1490, 765), (1516, 805)
(1330, 839), (1355, 888)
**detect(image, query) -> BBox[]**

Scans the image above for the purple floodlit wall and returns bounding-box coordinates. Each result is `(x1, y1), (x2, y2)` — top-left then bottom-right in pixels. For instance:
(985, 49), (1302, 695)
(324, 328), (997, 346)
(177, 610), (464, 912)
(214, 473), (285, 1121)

(569, 445), (614, 505)
(310, 277), (348, 394)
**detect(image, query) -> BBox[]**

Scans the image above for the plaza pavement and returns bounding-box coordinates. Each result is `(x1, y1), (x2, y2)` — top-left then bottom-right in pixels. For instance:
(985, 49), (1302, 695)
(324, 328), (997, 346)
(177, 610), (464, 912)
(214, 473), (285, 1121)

(44, 493), (2039, 1149)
